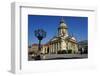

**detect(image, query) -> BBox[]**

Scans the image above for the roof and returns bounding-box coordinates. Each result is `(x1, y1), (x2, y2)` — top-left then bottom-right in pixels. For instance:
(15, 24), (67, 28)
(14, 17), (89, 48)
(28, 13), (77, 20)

(32, 44), (38, 46)
(47, 35), (77, 44)
(32, 44), (44, 46)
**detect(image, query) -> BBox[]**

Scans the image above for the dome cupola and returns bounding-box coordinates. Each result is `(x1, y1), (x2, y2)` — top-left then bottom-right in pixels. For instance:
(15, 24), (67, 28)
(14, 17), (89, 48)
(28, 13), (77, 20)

(58, 17), (68, 37)
(59, 17), (68, 29)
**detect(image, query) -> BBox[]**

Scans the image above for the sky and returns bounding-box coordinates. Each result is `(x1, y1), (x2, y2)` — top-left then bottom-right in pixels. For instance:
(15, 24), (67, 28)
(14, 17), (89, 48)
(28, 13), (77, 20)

(28, 15), (88, 46)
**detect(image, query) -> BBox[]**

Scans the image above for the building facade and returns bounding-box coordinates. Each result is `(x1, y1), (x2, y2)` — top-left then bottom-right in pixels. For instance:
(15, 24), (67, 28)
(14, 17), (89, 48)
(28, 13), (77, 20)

(42, 18), (78, 54)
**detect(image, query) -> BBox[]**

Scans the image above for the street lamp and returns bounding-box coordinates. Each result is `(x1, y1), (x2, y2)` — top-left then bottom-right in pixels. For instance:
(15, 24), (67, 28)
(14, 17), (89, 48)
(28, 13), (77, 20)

(34, 29), (46, 59)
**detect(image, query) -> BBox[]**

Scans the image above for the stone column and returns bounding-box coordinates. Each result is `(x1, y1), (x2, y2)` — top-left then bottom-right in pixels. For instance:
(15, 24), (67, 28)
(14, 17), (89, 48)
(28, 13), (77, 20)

(50, 44), (51, 54)
(56, 43), (58, 54)
(57, 42), (59, 52)
(51, 44), (52, 53)
(58, 42), (61, 51)
(53, 43), (55, 53)
(52, 43), (54, 53)
(55, 43), (56, 54)
(58, 42), (59, 51)
(55, 43), (57, 54)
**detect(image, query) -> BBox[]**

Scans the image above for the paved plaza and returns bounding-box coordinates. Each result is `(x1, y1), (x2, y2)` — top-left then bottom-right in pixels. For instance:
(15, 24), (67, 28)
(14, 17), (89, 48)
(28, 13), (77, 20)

(28, 54), (88, 60)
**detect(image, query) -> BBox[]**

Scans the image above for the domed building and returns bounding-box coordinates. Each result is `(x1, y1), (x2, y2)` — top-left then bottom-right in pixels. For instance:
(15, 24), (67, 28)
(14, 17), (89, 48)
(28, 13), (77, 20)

(41, 17), (78, 54)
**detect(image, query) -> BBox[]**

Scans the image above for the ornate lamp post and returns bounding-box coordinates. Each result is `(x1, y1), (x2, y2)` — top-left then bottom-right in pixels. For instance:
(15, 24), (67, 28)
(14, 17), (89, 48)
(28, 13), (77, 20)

(34, 29), (46, 59)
